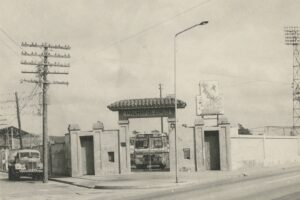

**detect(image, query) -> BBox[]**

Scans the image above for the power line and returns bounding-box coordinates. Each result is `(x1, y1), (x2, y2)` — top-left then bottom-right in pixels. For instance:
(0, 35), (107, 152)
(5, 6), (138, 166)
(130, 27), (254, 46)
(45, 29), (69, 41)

(83, 55), (290, 86)
(0, 87), (41, 105)
(96, 0), (211, 52)
(197, 70), (290, 86)
(71, 0), (212, 64)
(0, 27), (23, 50)
(19, 85), (39, 112)
(0, 37), (19, 55)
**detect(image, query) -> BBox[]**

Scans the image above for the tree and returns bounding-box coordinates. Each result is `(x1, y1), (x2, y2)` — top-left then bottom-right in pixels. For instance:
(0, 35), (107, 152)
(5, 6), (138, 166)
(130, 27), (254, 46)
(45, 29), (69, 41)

(238, 123), (252, 135)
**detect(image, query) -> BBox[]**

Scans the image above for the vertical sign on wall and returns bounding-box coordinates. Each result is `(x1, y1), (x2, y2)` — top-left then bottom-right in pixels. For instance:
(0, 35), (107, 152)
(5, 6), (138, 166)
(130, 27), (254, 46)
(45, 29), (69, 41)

(196, 81), (224, 116)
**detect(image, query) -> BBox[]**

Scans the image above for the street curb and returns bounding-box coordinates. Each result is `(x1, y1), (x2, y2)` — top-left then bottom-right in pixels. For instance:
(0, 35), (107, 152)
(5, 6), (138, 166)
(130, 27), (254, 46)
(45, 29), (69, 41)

(49, 178), (94, 189)
(94, 185), (141, 190)
(49, 165), (300, 190)
(50, 177), (192, 190)
(93, 181), (191, 190)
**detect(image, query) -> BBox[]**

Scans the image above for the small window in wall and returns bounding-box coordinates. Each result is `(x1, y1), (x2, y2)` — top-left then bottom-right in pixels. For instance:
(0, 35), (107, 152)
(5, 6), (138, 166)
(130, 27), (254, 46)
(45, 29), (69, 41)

(183, 148), (190, 160)
(108, 152), (115, 162)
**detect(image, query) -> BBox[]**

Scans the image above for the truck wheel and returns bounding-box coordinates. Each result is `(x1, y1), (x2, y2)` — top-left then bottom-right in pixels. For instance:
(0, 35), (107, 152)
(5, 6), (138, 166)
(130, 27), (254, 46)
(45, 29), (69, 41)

(38, 174), (43, 180)
(33, 175), (39, 180)
(160, 164), (166, 169)
(14, 173), (20, 181)
(8, 168), (13, 181)
(15, 174), (20, 181)
(32, 174), (42, 180)
(8, 168), (18, 181)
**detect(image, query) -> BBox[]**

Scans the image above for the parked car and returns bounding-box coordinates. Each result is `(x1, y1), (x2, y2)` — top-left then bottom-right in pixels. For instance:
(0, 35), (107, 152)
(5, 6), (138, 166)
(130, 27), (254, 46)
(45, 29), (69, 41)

(8, 149), (43, 180)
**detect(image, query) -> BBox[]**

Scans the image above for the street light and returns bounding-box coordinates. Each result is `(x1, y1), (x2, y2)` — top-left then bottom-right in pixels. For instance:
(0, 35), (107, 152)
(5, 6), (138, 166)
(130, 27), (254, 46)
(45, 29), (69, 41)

(174, 21), (208, 183)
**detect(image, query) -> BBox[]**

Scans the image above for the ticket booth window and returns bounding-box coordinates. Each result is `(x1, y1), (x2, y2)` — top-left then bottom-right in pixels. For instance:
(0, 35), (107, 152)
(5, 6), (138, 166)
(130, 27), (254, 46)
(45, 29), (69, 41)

(183, 148), (190, 160)
(108, 152), (115, 162)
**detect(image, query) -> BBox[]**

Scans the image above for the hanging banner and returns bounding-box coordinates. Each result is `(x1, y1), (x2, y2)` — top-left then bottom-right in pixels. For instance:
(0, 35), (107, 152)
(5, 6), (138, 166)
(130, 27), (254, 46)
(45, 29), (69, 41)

(196, 81), (224, 115)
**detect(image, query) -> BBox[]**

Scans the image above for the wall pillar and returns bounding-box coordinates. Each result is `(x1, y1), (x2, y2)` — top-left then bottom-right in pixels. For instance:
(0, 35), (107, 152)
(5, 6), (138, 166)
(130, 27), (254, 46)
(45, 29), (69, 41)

(218, 117), (232, 171)
(118, 120), (130, 173)
(92, 121), (104, 175)
(68, 124), (81, 177)
(194, 118), (205, 171)
(168, 118), (176, 172)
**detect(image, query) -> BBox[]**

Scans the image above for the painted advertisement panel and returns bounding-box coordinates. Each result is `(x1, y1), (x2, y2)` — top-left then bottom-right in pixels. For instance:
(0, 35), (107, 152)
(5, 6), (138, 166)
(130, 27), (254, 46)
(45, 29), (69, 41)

(196, 81), (223, 115)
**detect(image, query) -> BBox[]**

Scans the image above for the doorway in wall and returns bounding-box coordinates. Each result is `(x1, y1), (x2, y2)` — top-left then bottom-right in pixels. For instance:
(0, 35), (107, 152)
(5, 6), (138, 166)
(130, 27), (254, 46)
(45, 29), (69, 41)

(80, 136), (95, 175)
(204, 131), (220, 170)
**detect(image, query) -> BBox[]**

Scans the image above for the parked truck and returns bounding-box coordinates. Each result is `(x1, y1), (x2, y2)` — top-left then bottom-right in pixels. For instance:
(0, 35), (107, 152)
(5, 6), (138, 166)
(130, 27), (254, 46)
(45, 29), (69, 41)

(8, 149), (43, 180)
(134, 132), (169, 169)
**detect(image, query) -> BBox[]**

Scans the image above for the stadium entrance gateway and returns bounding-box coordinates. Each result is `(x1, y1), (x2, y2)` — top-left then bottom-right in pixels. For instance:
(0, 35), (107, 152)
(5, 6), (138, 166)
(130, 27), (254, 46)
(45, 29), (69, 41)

(66, 97), (231, 177)
(107, 97), (186, 173)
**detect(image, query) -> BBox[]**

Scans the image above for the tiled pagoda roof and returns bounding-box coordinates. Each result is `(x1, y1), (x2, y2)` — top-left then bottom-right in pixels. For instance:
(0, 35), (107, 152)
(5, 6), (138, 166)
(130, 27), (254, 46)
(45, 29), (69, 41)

(107, 98), (186, 111)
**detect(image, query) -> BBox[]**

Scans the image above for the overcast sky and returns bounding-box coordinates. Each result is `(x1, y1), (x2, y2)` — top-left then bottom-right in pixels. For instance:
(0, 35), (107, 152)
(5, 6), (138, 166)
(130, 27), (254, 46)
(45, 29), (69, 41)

(0, 0), (299, 136)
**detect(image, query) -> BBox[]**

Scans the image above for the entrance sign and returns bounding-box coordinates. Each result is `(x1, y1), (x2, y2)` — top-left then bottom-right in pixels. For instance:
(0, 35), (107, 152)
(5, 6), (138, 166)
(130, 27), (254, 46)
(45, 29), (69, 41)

(119, 108), (175, 120)
(108, 98), (186, 120)
(196, 81), (223, 115)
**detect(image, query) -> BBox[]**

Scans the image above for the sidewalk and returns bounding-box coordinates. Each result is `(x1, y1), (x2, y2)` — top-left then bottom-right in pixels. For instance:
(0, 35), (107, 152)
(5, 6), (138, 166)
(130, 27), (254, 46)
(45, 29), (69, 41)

(49, 163), (300, 189)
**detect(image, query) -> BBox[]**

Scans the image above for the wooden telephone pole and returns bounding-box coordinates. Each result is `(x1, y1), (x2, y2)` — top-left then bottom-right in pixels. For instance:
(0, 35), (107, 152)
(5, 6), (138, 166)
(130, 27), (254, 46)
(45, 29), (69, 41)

(15, 92), (23, 149)
(21, 42), (70, 183)
(159, 83), (163, 133)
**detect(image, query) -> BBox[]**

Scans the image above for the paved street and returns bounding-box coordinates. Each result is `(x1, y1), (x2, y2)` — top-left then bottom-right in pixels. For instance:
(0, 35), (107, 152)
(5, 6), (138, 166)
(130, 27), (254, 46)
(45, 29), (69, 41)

(0, 172), (165, 200)
(125, 168), (300, 200)
(1, 167), (300, 200)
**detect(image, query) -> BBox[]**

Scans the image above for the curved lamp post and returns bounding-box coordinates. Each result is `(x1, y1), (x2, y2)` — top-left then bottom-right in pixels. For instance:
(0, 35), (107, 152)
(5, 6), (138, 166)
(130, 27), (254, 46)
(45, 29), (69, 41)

(174, 21), (208, 183)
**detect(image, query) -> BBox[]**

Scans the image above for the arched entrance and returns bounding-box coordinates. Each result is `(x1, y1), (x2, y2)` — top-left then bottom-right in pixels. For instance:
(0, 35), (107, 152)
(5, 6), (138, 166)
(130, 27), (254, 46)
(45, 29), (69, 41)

(108, 97), (186, 173)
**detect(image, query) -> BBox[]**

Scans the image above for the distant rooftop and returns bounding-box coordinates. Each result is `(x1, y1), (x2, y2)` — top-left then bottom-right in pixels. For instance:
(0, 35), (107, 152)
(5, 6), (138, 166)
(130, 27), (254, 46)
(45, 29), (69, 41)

(0, 126), (30, 137)
(108, 97), (186, 111)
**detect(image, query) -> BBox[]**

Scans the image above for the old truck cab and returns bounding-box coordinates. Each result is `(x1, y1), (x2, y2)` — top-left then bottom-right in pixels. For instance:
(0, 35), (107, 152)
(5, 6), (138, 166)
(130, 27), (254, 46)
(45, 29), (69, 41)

(8, 149), (43, 180)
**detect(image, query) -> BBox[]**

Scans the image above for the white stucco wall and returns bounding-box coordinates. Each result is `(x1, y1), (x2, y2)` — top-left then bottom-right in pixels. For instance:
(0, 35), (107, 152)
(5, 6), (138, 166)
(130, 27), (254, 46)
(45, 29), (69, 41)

(100, 130), (119, 174)
(177, 126), (195, 172)
(231, 135), (300, 170)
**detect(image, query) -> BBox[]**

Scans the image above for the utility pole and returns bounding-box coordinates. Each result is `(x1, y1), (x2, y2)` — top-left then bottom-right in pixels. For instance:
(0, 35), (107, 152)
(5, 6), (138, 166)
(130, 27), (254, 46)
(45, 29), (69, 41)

(15, 92), (23, 149)
(159, 83), (164, 133)
(21, 42), (70, 183)
(10, 127), (14, 149)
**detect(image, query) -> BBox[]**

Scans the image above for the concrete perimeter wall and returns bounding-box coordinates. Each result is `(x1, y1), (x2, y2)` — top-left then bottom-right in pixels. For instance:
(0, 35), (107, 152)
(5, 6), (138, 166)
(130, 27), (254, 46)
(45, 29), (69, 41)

(66, 123), (120, 177)
(100, 130), (120, 174)
(177, 126), (195, 172)
(50, 143), (67, 176)
(33, 143), (67, 176)
(231, 135), (300, 170)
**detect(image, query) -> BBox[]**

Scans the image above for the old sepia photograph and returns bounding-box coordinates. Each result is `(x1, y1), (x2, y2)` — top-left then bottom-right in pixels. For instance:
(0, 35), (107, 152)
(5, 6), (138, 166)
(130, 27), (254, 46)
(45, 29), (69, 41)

(0, 0), (300, 199)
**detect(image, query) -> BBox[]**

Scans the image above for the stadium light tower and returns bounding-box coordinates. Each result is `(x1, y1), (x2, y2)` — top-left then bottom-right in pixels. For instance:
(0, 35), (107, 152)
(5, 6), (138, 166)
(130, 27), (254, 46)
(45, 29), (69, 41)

(285, 26), (300, 135)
